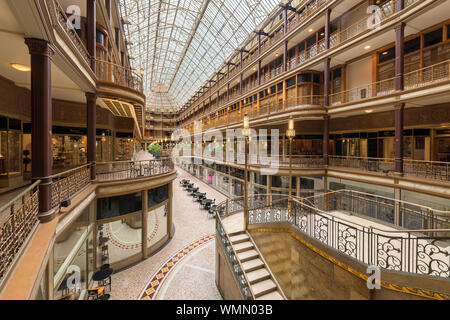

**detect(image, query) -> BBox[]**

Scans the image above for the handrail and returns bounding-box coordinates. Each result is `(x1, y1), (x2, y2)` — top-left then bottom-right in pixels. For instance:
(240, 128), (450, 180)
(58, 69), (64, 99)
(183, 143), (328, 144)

(96, 159), (174, 182)
(0, 180), (40, 286)
(303, 189), (450, 216)
(49, 163), (91, 179)
(216, 214), (254, 299)
(0, 180), (41, 214)
(243, 192), (449, 277)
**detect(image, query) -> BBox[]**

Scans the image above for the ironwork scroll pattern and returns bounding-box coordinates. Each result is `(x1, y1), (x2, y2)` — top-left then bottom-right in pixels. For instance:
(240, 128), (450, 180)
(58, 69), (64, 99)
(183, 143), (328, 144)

(0, 187), (39, 284)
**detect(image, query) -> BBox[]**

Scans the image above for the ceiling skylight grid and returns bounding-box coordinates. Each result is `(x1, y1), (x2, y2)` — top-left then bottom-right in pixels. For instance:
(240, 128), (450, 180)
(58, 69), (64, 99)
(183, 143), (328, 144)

(119, 0), (281, 111)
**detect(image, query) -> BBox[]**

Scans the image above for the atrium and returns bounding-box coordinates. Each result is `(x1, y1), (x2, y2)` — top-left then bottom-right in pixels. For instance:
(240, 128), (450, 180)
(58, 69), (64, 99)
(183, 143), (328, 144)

(0, 0), (449, 304)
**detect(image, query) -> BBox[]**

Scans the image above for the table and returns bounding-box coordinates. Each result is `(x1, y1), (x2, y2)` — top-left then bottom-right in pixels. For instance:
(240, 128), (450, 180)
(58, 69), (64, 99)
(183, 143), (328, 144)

(93, 268), (113, 291)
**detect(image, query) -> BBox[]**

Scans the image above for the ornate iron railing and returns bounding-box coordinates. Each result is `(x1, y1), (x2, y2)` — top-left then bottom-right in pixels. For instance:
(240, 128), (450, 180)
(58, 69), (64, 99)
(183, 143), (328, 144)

(96, 59), (144, 93)
(246, 192), (450, 278)
(303, 190), (450, 231)
(50, 164), (91, 209)
(216, 217), (253, 300)
(0, 180), (40, 286)
(96, 159), (174, 182)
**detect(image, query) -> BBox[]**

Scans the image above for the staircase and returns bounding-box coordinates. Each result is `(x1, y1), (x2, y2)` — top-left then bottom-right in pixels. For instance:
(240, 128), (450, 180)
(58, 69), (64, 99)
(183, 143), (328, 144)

(228, 231), (285, 300)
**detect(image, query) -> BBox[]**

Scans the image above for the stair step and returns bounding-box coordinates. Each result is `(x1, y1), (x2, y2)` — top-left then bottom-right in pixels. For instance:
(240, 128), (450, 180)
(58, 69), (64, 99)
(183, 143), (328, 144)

(233, 241), (254, 253)
(237, 250), (259, 262)
(242, 258), (264, 272)
(256, 290), (284, 300)
(230, 234), (249, 244)
(251, 279), (277, 297)
(246, 268), (271, 284)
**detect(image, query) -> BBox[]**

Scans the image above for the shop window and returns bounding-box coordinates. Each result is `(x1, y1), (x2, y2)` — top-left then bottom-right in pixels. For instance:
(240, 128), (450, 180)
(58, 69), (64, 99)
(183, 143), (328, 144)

(277, 82), (283, 92)
(298, 73), (311, 83)
(148, 185), (169, 207)
(97, 192), (142, 220)
(96, 29), (105, 46)
(405, 37), (420, 54)
(378, 47), (395, 63)
(306, 35), (316, 48)
(313, 74), (321, 83)
(270, 85), (276, 95)
(423, 28), (443, 47)
(286, 76), (296, 88)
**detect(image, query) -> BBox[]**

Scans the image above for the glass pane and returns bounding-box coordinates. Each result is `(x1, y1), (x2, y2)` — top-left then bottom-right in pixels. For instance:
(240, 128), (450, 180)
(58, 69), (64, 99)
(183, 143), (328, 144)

(53, 208), (90, 277)
(97, 214), (142, 267)
(97, 192), (142, 220)
(147, 203), (168, 249)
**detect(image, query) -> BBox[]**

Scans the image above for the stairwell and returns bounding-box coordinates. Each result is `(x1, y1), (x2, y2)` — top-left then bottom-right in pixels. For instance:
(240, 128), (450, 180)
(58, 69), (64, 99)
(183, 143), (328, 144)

(228, 231), (285, 300)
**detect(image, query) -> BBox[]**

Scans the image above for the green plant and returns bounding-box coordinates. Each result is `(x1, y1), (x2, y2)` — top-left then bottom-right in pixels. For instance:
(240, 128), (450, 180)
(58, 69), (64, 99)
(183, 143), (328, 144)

(148, 143), (162, 154)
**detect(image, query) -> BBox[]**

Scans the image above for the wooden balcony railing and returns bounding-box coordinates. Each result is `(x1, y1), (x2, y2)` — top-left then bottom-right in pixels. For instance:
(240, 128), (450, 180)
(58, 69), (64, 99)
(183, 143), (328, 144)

(50, 164), (91, 209)
(96, 59), (143, 93)
(96, 159), (174, 182)
(0, 180), (40, 286)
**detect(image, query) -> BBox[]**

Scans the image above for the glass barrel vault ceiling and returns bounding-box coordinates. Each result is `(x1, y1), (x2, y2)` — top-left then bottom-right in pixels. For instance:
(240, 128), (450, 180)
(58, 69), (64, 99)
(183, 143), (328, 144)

(118, 0), (282, 112)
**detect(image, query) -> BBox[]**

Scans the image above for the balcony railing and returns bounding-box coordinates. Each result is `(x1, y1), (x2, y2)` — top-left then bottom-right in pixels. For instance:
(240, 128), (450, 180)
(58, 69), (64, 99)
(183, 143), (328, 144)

(331, 60), (450, 106)
(51, 0), (91, 66)
(0, 180), (40, 286)
(96, 59), (143, 93)
(50, 164), (91, 209)
(216, 215), (253, 300)
(329, 156), (450, 182)
(96, 159), (174, 182)
(404, 60), (450, 90)
(246, 191), (449, 278)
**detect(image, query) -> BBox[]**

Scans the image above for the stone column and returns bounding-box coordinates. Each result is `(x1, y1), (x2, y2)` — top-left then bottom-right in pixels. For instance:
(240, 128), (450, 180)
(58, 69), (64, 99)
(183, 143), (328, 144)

(395, 23), (405, 173)
(325, 9), (331, 50)
(25, 38), (54, 221)
(323, 115), (330, 166)
(86, 93), (97, 180)
(395, 103), (404, 173)
(87, 0), (96, 71)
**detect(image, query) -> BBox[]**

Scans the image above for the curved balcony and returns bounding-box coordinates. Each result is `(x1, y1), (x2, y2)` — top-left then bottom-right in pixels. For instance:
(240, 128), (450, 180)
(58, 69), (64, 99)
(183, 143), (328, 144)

(96, 159), (174, 182)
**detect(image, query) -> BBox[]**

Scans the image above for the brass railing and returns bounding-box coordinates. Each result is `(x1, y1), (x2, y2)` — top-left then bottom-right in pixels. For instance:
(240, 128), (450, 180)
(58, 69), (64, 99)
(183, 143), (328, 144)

(96, 59), (143, 93)
(50, 164), (91, 209)
(0, 180), (40, 286)
(96, 159), (174, 182)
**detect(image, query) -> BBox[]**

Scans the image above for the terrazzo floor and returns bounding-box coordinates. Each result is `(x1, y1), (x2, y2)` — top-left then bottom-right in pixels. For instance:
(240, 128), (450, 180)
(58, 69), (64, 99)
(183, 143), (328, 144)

(109, 167), (228, 300)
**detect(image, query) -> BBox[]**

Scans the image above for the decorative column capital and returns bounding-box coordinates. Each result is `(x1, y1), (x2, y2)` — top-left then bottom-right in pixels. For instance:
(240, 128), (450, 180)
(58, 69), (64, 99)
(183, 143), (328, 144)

(85, 92), (97, 103)
(25, 38), (54, 58)
(394, 22), (405, 32)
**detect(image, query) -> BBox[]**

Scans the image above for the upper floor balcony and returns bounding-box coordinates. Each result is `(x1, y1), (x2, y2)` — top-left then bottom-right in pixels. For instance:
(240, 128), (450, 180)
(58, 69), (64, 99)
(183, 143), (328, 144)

(0, 158), (174, 289)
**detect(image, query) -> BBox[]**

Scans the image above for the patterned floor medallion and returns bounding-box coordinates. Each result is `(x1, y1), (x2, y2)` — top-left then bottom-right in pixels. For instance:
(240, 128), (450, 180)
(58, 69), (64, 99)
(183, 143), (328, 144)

(138, 234), (215, 300)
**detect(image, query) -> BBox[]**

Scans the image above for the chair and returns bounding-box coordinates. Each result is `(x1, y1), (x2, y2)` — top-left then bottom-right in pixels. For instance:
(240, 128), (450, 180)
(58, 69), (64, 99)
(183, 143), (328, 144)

(100, 264), (110, 270)
(208, 205), (217, 218)
(87, 286), (105, 300)
(101, 245), (109, 262)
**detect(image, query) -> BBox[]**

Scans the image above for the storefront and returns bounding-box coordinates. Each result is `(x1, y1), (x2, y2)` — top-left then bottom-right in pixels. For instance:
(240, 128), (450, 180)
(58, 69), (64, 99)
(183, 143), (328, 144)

(0, 117), (22, 184)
